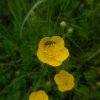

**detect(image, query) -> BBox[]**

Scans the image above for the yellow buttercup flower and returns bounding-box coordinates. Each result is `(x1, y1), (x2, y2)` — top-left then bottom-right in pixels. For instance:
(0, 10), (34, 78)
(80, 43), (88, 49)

(37, 36), (69, 67)
(29, 90), (48, 100)
(54, 70), (75, 92)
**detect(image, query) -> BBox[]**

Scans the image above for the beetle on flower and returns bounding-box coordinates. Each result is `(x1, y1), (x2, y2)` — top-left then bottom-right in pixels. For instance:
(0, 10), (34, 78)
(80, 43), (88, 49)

(37, 36), (69, 67)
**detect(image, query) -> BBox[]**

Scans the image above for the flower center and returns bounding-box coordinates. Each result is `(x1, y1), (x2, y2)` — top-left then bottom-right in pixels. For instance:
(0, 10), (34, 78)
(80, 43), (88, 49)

(63, 79), (67, 84)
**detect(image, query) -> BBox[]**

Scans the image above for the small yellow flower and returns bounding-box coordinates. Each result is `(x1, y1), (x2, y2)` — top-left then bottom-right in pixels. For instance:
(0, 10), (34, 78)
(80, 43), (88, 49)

(54, 70), (75, 92)
(37, 36), (69, 67)
(29, 90), (48, 100)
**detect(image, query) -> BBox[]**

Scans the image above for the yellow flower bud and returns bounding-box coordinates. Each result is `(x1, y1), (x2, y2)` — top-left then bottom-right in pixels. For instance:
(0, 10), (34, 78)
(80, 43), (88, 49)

(60, 21), (67, 28)
(96, 82), (100, 87)
(67, 27), (73, 33)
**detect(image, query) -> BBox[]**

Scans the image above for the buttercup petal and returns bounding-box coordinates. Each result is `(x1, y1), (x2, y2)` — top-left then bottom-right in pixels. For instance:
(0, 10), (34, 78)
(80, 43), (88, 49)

(37, 49), (46, 63)
(51, 36), (64, 50)
(55, 47), (69, 61)
(46, 59), (62, 67)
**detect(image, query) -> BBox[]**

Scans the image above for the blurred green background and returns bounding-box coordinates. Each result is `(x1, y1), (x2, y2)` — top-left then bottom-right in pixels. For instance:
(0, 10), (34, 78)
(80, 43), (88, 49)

(0, 0), (100, 100)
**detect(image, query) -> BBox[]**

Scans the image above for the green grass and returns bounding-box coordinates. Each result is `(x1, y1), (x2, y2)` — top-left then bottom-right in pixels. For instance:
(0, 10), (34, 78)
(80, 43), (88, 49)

(0, 0), (100, 100)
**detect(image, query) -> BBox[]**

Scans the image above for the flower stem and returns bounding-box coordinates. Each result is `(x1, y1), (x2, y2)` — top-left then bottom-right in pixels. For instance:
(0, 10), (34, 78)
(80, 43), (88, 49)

(32, 64), (48, 91)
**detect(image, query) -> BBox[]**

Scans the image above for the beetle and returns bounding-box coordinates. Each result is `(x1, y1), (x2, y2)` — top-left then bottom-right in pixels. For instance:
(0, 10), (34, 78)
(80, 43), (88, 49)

(44, 41), (55, 46)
